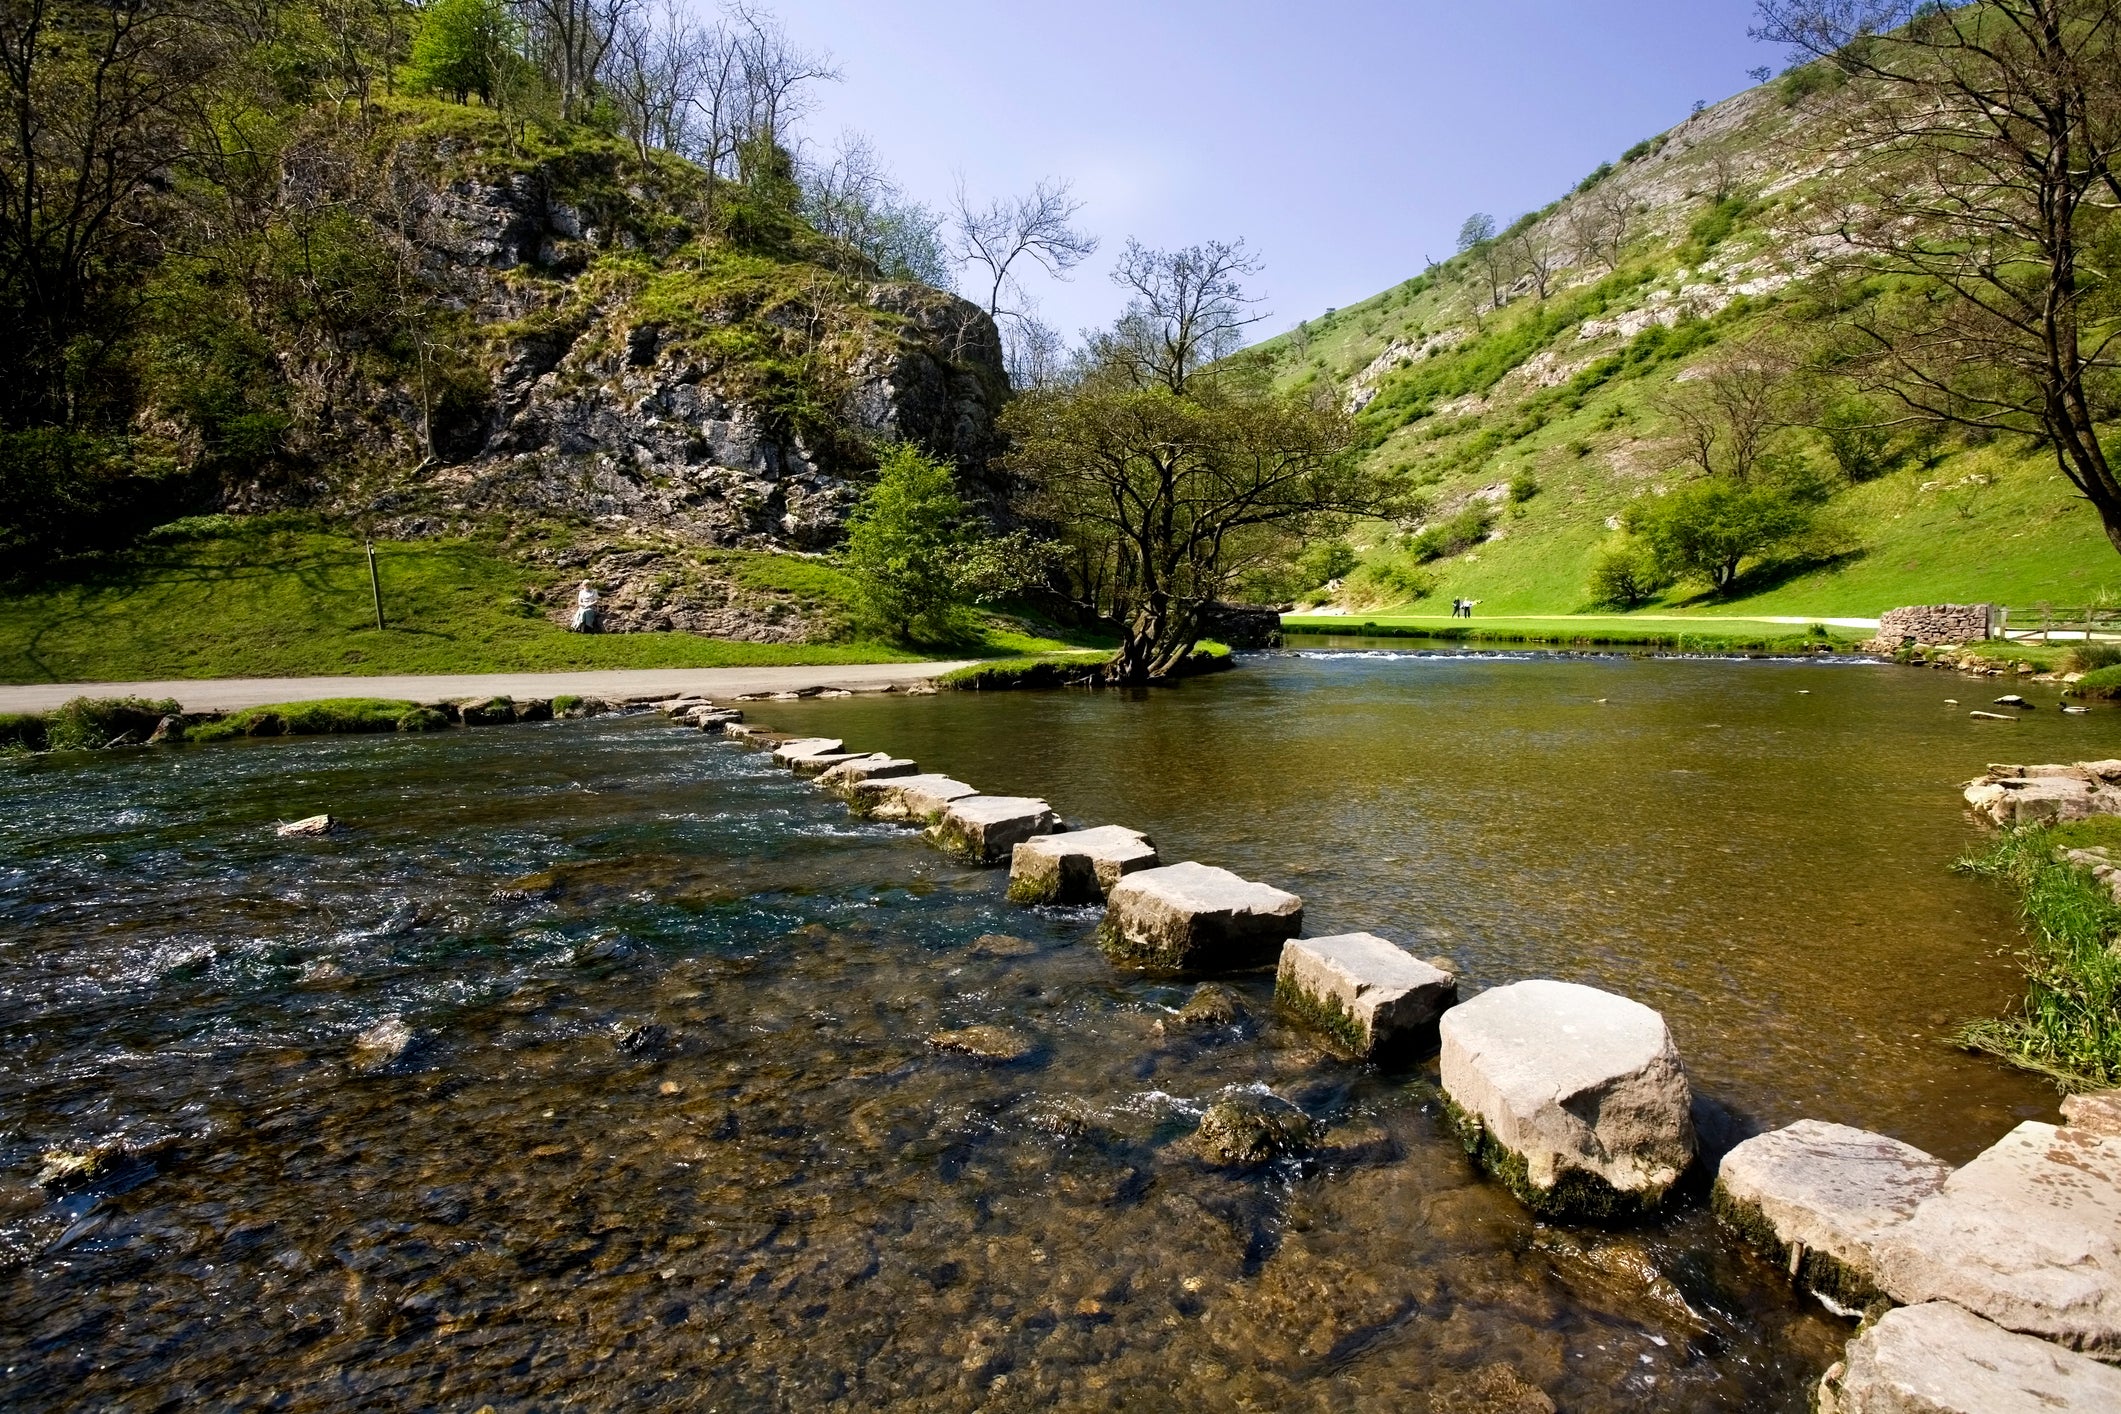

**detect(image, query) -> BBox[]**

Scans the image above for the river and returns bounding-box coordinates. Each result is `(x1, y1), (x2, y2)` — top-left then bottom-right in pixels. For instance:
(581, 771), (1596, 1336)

(0, 646), (2105, 1410)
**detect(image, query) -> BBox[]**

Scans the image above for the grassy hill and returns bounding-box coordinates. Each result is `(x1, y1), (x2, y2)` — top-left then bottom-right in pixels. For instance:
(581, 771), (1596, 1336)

(1258, 71), (2118, 623)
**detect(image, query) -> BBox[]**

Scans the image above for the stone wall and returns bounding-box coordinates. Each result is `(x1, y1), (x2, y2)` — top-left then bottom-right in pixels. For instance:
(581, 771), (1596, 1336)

(1877, 603), (1996, 646)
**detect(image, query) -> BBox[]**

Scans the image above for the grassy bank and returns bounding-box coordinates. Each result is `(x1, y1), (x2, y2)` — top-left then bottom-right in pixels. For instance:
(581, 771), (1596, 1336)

(1955, 818), (2121, 1089)
(1281, 614), (1863, 653)
(0, 518), (1084, 683)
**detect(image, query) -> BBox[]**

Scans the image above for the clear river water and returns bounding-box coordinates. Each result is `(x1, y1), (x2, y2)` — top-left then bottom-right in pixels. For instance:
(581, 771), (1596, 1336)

(2, 645), (2112, 1410)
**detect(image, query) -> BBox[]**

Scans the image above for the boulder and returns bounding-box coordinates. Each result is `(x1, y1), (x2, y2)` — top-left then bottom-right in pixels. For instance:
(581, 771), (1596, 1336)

(928, 795), (1057, 864)
(849, 774), (979, 823)
(277, 813), (337, 837)
(771, 737), (844, 766)
(1193, 1090), (1318, 1166)
(1964, 761), (2121, 826)
(351, 1016), (416, 1072)
(1006, 825), (1160, 904)
(1817, 1302), (2121, 1414)
(1158, 982), (1249, 1034)
(815, 755), (919, 793)
(456, 696), (515, 726)
(1098, 862), (1303, 973)
(1275, 932), (1458, 1059)
(1874, 1120), (2121, 1358)
(1713, 1119), (1952, 1309)
(1439, 979), (1695, 1219)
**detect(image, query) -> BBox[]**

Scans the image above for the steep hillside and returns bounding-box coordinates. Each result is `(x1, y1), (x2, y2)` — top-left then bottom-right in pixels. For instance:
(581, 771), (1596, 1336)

(1261, 69), (2118, 620)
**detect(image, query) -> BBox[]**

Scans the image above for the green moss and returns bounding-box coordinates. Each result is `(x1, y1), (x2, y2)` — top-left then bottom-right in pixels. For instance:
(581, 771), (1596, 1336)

(1274, 972), (1371, 1057)
(1438, 1094), (1670, 1222)
(1709, 1181), (1881, 1312)
(44, 697), (181, 751)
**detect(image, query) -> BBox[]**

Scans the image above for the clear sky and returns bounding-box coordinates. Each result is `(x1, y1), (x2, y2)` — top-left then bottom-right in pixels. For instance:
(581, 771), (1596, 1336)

(768, 0), (1779, 340)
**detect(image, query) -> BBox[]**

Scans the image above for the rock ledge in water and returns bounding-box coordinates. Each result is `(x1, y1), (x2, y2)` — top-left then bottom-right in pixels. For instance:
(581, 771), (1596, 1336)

(1439, 979), (1695, 1220)
(1098, 862), (1303, 973)
(1007, 825), (1159, 904)
(927, 1025), (1036, 1063)
(1194, 1091), (1318, 1167)
(1275, 932), (1456, 1059)
(1713, 1119), (1951, 1310)
(1817, 1302), (2121, 1414)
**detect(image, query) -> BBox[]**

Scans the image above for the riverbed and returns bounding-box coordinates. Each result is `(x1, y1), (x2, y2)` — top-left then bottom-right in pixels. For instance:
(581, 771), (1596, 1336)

(0, 647), (2104, 1409)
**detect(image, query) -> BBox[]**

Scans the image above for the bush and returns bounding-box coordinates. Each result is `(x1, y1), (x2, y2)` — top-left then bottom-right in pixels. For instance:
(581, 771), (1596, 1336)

(1410, 503), (1496, 562)
(0, 712), (48, 753)
(1819, 396), (1900, 482)
(2066, 643), (2121, 674)
(1587, 544), (1670, 609)
(44, 697), (181, 751)
(1507, 472), (1540, 504)
(843, 443), (973, 643)
(405, 0), (515, 104)
(1350, 559), (1437, 605)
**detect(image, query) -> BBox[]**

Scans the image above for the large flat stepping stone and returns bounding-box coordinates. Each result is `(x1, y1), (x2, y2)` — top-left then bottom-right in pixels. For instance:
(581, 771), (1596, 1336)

(688, 708), (743, 733)
(815, 755), (919, 794)
(1818, 1302), (2121, 1413)
(1098, 862), (1302, 973)
(849, 774), (979, 823)
(1875, 1120), (2121, 1358)
(1007, 826), (1159, 904)
(771, 737), (844, 766)
(787, 751), (866, 777)
(724, 723), (791, 744)
(1275, 933), (1457, 1059)
(1439, 979), (1695, 1220)
(928, 795), (1057, 864)
(1714, 1119), (1952, 1310)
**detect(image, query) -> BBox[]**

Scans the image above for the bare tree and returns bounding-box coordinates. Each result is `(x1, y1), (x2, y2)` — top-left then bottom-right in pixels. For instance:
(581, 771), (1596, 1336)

(1659, 350), (1798, 482)
(1754, 0), (2121, 554)
(950, 177), (1098, 326)
(728, 3), (834, 176)
(1003, 314), (1067, 392)
(1089, 238), (1266, 394)
(513, 0), (640, 122)
(607, 0), (704, 161)
(799, 131), (948, 283)
(1566, 182), (1633, 272)
(1514, 225), (1558, 299)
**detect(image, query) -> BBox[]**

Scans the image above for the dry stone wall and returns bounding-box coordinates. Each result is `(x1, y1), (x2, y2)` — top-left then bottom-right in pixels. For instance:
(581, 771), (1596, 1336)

(1877, 604), (1996, 646)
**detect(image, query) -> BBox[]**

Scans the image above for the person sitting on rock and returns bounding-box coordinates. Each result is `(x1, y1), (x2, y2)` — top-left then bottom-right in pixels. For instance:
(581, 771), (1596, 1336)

(571, 581), (601, 633)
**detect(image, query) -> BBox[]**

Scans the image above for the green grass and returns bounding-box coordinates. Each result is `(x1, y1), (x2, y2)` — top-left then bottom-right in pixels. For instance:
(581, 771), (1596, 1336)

(187, 697), (435, 742)
(2072, 666), (2121, 700)
(1281, 614), (1860, 652)
(0, 518), (1084, 683)
(1954, 819), (2121, 1089)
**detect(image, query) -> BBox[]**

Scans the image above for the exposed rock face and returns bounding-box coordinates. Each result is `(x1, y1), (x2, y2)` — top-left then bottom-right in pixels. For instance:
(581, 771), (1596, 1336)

(1193, 1091), (1319, 1166)
(1098, 862), (1304, 973)
(1817, 1303), (2121, 1414)
(1439, 979), (1695, 1219)
(1275, 933), (1457, 1059)
(1006, 825), (1159, 905)
(1877, 603), (1998, 647)
(1874, 1120), (2121, 1359)
(849, 774), (978, 823)
(1713, 1119), (1953, 1309)
(1964, 762), (2121, 826)
(928, 795), (1057, 865)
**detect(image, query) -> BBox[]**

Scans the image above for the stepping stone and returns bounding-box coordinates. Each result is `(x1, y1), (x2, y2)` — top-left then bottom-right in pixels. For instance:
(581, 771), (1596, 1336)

(1158, 983), (1248, 1034)
(723, 723), (790, 744)
(1274, 932), (1457, 1059)
(1817, 1302), (2121, 1414)
(1097, 862), (1303, 973)
(787, 751), (865, 777)
(1875, 1120), (2121, 1358)
(1713, 1119), (1952, 1310)
(688, 708), (743, 733)
(1007, 825), (1159, 904)
(814, 755), (919, 793)
(849, 774), (978, 823)
(1439, 979), (1695, 1220)
(771, 737), (844, 766)
(928, 795), (1057, 864)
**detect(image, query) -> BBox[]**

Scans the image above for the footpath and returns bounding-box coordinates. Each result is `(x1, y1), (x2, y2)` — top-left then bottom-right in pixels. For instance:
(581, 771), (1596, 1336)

(0, 661), (974, 716)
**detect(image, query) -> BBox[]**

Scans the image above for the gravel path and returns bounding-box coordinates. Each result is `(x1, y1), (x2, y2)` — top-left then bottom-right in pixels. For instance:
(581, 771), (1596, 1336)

(0, 660), (976, 715)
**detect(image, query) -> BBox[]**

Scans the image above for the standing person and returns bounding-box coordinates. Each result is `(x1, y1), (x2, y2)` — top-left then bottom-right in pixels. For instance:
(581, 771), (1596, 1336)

(571, 580), (601, 633)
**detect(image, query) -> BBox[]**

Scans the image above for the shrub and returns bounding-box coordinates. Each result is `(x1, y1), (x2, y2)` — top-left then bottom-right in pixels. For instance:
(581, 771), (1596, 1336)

(1410, 503), (1496, 562)
(1587, 544), (1670, 609)
(1351, 559), (1437, 605)
(1819, 396), (1900, 482)
(1508, 472), (1540, 504)
(843, 443), (973, 644)
(405, 0), (514, 104)
(0, 712), (48, 753)
(1298, 538), (1359, 588)
(44, 697), (181, 751)
(1624, 480), (1815, 593)
(2066, 643), (2121, 674)
(2069, 665), (2121, 700)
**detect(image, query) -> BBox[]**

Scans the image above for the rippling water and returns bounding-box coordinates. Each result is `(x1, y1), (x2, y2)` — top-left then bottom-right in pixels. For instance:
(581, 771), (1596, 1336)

(0, 648), (2108, 1409)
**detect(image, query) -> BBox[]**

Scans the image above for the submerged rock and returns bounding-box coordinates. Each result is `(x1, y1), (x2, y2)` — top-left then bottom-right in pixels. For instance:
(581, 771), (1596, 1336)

(1098, 862), (1303, 973)
(1007, 825), (1159, 905)
(1874, 1120), (2121, 1358)
(1275, 932), (1457, 1059)
(276, 813), (337, 838)
(352, 1017), (416, 1072)
(1193, 1090), (1318, 1167)
(1159, 983), (1249, 1034)
(1423, 1363), (1557, 1414)
(967, 933), (1039, 958)
(926, 1024), (1036, 1063)
(1817, 1302), (2121, 1414)
(1439, 979), (1695, 1220)
(928, 795), (1057, 864)
(1713, 1119), (1952, 1310)
(614, 1021), (670, 1056)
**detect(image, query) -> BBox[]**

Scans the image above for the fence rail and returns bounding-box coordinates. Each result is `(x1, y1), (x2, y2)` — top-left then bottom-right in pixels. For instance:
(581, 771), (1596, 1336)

(1994, 604), (2121, 643)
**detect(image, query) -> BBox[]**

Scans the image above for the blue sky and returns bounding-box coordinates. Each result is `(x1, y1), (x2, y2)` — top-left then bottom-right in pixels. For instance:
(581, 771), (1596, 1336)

(771, 0), (1779, 340)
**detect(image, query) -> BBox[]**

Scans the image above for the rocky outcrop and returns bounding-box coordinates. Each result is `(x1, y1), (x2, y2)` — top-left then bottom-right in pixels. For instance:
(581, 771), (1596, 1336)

(1817, 1303), (2121, 1414)
(1274, 932), (1456, 1059)
(1097, 862), (1304, 973)
(1963, 761), (2121, 826)
(1006, 825), (1159, 904)
(1713, 1119), (1952, 1310)
(1439, 979), (1695, 1219)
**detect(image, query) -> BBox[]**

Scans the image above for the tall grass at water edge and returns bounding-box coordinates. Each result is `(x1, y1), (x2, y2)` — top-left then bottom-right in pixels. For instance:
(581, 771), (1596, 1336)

(1955, 819), (2121, 1089)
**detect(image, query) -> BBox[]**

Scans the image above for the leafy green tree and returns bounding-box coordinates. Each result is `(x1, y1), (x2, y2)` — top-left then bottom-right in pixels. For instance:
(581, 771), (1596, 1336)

(1586, 542), (1670, 608)
(405, 0), (510, 104)
(843, 443), (972, 643)
(1624, 479), (1814, 594)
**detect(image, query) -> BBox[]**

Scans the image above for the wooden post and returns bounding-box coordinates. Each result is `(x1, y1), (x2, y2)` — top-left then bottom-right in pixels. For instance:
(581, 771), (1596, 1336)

(367, 540), (385, 631)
